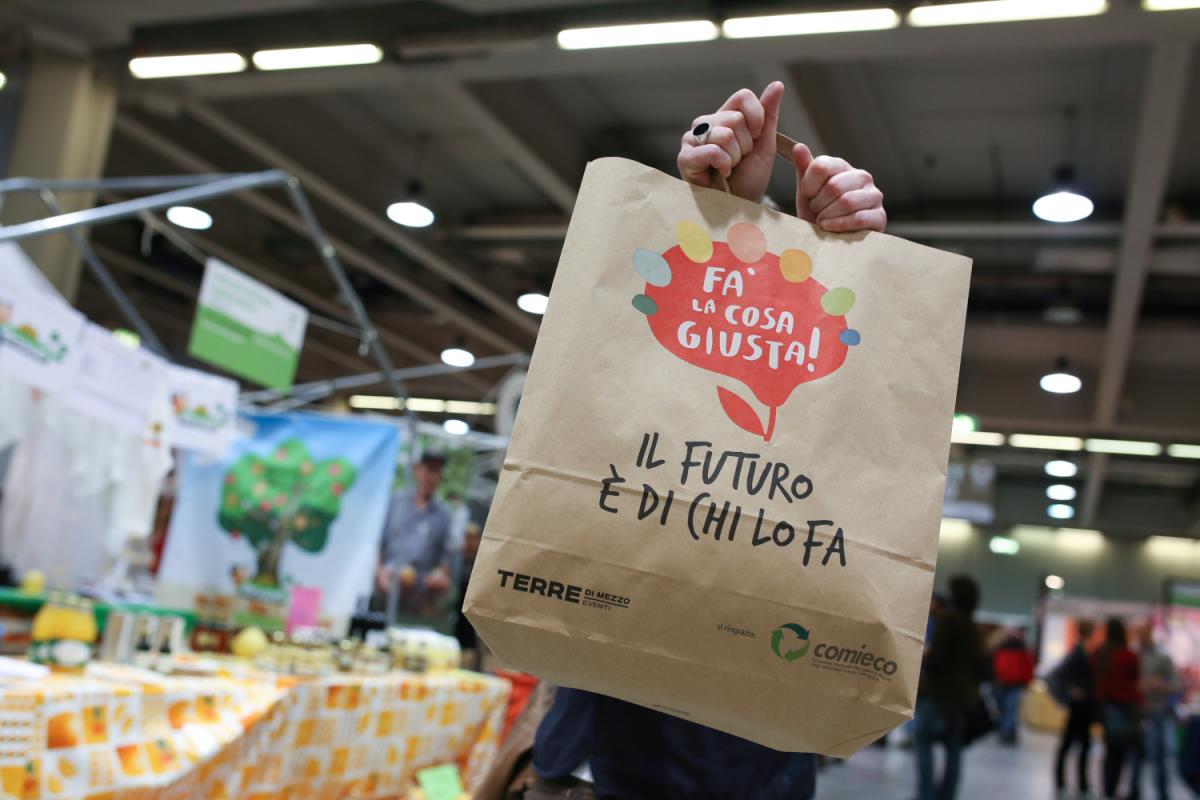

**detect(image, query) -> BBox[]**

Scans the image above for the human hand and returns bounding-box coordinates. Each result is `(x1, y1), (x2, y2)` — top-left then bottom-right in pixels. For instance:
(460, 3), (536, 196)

(424, 569), (450, 594)
(791, 144), (887, 233)
(375, 563), (394, 595)
(677, 82), (785, 201)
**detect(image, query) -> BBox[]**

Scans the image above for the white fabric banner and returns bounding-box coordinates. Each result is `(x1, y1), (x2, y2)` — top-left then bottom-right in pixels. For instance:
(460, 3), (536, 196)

(166, 365), (240, 457)
(0, 244), (87, 393)
(65, 324), (168, 435)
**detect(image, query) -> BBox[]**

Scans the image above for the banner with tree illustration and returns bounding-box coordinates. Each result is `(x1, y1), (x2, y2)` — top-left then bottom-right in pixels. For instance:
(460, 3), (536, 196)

(157, 412), (400, 627)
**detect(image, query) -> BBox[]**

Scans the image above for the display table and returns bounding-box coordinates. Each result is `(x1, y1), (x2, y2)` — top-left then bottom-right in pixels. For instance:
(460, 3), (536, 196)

(0, 668), (509, 799)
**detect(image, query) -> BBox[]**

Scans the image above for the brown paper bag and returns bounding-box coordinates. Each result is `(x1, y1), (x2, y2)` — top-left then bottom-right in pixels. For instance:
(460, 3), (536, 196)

(463, 156), (972, 757)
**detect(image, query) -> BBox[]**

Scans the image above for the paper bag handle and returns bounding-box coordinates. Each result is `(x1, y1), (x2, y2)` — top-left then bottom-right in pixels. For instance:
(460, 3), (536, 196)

(710, 131), (801, 194)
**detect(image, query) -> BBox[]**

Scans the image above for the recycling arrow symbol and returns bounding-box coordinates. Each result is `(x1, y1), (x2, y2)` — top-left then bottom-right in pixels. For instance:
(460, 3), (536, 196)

(771, 623), (811, 662)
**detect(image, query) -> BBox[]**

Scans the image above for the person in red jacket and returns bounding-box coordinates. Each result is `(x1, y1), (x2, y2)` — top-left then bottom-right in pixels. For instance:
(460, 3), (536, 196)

(1093, 617), (1141, 800)
(992, 627), (1035, 745)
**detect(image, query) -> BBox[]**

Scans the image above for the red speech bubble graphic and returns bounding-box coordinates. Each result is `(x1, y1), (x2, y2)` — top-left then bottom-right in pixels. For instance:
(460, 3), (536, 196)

(631, 221), (861, 442)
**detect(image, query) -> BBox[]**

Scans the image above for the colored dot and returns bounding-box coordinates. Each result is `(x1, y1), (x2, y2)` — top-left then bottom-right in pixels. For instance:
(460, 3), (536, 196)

(806, 363), (815, 372)
(632, 248), (672, 287)
(780, 249), (813, 283)
(747, 268), (756, 276)
(632, 294), (658, 316)
(820, 287), (856, 316)
(727, 223), (767, 263)
(839, 329), (862, 346)
(676, 221), (713, 263)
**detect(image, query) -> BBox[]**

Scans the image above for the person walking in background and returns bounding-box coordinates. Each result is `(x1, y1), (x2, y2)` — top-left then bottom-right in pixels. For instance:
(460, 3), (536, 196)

(1094, 618), (1141, 800)
(914, 575), (985, 800)
(992, 626), (1035, 745)
(1132, 623), (1178, 800)
(1052, 618), (1097, 800)
(373, 453), (453, 617)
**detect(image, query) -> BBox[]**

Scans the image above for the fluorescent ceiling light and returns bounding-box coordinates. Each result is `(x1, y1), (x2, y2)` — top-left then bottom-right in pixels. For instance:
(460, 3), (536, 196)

(442, 419), (470, 436)
(1085, 438), (1163, 457)
(0, 72), (6, 91)
(1056, 527), (1105, 551)
(1033, 191), (1094, 223)
(723, 8), (900, 38)
(252, 43), (383, 71)
(1143, 0), (1200, 9)
(165, 205), (213, 230)
(517, 293), (549, 315)
(1045, 574), (1065, 590)
(1167, 443), (1200, 459)
(557, 20), (718, 50)
(1010, 434), (1084, 451)
(909, 0), (1108, 27)
(1046, 484), (1077, 502)
(348, 395), (497, 414)
(1047, 503), (1076, 520)
(440, 347), (475, 368)
(951, 430), (1006, 446)
(129, 52), (247, 79)
(386, 201), (435, 228)
(989, 536), (1020, 555)
(1045, 460), (1078, 478)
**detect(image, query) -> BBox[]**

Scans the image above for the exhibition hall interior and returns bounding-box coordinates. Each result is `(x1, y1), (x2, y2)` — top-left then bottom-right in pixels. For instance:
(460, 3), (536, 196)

(0, 1), (1199, 798)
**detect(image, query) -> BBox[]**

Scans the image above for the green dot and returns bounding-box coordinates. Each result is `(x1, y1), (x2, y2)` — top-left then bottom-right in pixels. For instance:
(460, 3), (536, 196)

(820, 287), (856, 316)
(632, 294), (658, 316)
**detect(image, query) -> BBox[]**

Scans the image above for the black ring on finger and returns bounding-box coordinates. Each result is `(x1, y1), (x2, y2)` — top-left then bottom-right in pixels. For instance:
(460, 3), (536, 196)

(691, 122), (710, 144)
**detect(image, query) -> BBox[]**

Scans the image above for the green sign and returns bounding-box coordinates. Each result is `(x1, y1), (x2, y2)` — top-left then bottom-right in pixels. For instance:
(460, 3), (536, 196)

(188, 258), (306, 390)
(415, 763), (464, 800)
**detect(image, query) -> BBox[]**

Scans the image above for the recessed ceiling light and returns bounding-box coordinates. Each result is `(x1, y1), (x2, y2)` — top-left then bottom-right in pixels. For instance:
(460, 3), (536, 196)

(517, 293), (549, 315)
(165, 205), (213, 230)
(557, 20), (718, 50)
(440, 347), (475, 368)
(0, 72), (7, 91)
(1048, 503), (1076, 520)
(442, 419), (470, 436)
(252, 43), (383, 71)
(989, 536), (1020, 555)
(1045, 574), (1066, 590)
(1046, 484), (1077, 501)
(129, 52), (247, 79)
(1045, 460), (1079, 478)
(386, 201), (435, 228)
(1040, 357), (1082, 394)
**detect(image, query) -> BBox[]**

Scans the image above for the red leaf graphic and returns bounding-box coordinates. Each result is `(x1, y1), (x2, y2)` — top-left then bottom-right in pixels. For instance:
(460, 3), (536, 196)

(717, 386), (765, 438)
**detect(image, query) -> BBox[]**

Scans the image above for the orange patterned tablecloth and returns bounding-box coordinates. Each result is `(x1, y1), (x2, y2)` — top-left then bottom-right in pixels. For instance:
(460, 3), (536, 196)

(0, 669), (509, 799)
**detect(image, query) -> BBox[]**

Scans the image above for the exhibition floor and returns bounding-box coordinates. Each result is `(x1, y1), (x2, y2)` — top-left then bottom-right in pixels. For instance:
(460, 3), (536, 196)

(816, 729), (1194, 799)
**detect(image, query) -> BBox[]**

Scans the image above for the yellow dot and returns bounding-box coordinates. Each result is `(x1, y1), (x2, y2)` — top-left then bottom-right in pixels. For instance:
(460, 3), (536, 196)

(780, 249), (813, 282)
(676, 221), (712, 263)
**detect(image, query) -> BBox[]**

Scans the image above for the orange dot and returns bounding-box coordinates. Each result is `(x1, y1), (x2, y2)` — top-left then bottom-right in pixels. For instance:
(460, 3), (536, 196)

(780, 249), (813, 282)
(727, 223), (767, 263)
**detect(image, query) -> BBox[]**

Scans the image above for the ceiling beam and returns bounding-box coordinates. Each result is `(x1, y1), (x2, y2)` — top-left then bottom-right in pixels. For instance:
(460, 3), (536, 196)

(113, 113), (528, 356)
(438, 78), (579, 213)
(181, 101), (542, 339)
(1081, 42), (1193, 523)
(1093, 42), (1193, 429)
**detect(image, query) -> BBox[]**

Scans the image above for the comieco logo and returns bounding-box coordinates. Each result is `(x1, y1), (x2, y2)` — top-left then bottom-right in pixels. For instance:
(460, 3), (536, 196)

(770, 624), (811, 661)
(772, 622), (899, 680)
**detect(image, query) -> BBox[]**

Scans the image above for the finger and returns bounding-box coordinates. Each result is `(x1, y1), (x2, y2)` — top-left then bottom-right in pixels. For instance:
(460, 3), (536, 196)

(792, 143), (817, 222)
(704, 126), (744, 169)
(819, 207), (888, 234)
(816, 187), (884, 223)
(799, 155), (852, 203)
(718, 87), (765, 138)
(679, 143), (734, 180)
(689, 111), (754, 158)
(810, 171), (873, 216)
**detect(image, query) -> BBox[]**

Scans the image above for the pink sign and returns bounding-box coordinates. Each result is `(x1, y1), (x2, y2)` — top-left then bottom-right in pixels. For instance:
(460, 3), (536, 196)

(286, 586), (322, 633)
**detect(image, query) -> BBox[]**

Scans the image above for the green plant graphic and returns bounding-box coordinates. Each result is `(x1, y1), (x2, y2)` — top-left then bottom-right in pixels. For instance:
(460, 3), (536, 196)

(217, 438), (356, 587)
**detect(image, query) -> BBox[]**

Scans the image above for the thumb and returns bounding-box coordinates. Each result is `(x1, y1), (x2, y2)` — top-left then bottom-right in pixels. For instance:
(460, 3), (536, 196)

(793, 142), (816, 222)
(753, 81), (785, 158)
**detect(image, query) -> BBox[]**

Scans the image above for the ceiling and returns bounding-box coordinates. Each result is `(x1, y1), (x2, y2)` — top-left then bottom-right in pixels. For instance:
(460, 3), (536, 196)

(4, 0), (1200, 538)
